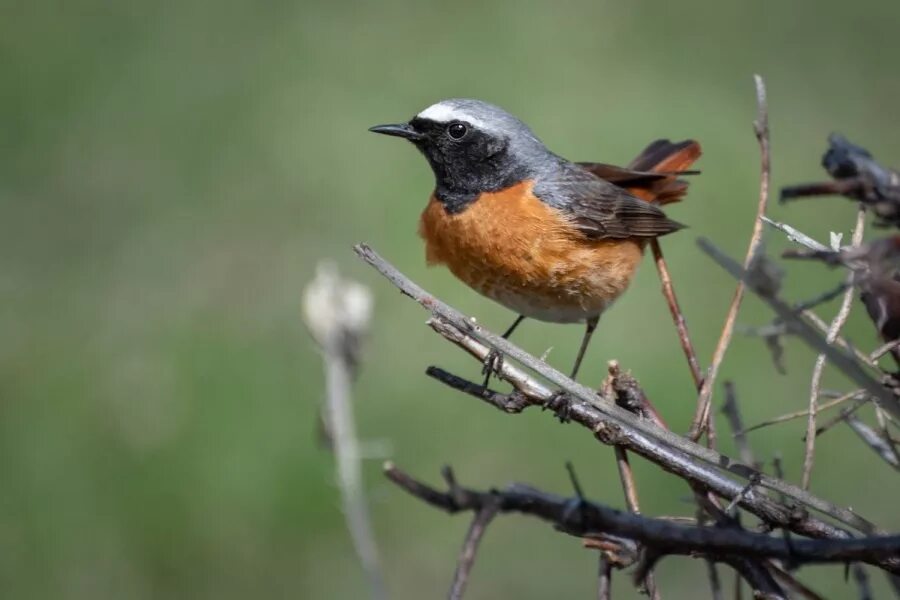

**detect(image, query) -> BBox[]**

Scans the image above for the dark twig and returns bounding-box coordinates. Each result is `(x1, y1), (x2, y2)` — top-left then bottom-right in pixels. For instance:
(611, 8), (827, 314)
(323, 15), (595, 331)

(780, 178), (865, 203)
(852, 564), (874, 600)
(768, 563), (827, 600)
(691, 75), (771, 441)
(721, 381), (758, 468)
(780, 133), (900, 228)
(426, 366), (530, 414)
(356, 242), (885, 542)
(448, 499), (501, 600)
(813, 400), (870, 439)
(706, 557), (724, 600)
(734, 571), (744, 600)
(384, 464), (900, 570)
(794, 281), (852, 312)
(721, 557), (786, 599)
(604, 360), (667, 428)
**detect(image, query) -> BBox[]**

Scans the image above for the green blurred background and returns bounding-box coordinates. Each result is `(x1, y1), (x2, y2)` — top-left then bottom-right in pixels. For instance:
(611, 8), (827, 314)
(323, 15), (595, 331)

(3, 1), (900, 598)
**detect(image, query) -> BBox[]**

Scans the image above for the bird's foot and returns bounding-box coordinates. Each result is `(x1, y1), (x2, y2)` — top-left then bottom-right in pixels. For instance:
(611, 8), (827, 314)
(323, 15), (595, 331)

(481, 349), (503, 388)
(543, 391), (573, 423)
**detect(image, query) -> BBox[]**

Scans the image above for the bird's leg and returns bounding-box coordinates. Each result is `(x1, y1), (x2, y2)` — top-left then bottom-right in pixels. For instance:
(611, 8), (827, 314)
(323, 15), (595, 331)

(542, 317), (600, 423)
(482, 315), (526, 387)
(570, 316), (599, 380)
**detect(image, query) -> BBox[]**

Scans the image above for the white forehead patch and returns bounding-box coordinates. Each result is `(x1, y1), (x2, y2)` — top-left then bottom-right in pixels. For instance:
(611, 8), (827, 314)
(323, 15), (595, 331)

(416, 102), (486, 128)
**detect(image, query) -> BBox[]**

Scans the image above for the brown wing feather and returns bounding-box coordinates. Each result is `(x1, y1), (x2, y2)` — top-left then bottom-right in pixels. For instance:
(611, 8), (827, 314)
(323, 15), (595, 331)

(538, 166), (684, 240)
(538, 139), (700, 240)
(576, 162), (671, 186)
(576, 140), (701, 205)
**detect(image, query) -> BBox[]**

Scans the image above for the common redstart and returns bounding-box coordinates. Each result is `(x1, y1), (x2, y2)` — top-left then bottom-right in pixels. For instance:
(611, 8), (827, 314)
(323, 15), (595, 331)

(370, 99), (700, 382)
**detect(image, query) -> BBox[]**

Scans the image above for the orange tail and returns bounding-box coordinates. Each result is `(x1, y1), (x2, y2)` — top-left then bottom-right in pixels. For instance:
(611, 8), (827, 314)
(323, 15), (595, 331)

(626, 139), (702, 204)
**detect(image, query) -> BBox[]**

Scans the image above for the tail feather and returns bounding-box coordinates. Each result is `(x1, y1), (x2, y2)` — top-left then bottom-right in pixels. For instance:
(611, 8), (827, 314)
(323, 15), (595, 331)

(625, 139), (702, 204)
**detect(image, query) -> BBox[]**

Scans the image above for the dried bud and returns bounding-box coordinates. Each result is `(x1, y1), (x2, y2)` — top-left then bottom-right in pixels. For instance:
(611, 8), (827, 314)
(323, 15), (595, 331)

(303, 261), (374, 370)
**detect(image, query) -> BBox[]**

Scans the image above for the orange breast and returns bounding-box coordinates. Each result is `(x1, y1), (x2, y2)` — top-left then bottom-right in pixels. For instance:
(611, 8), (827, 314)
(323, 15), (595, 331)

(418, 181), (645, 323)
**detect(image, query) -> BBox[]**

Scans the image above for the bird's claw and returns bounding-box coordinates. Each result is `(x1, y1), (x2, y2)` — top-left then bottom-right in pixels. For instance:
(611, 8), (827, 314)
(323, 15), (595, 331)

(543, 391), (573, 423)
(481, 349), (503, 388)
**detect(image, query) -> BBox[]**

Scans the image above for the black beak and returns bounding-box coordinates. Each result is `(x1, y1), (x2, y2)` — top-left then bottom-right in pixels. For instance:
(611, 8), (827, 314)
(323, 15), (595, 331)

(368, 122), (423, 141)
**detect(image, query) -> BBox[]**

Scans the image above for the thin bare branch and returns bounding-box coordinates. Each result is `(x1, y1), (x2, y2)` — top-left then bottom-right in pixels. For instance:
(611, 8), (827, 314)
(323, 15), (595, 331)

(737, 390), (866, 435)
(448, 499), (501, 600)
(614, 449), (641, 514)
(872, 339), (900, 362)
(813, 400), (870, 438)
(691, 75), (771, 441)
(760, 216), (830, 252)
(846, 413), (900, 470)
(611, 447), (660, 599)
(874, 405), (900, 465)
(651, 240), (703, 388)
(803, 204), (866, 489)
(802, 309), (880, 369)
(600, 365), (661, 598)
(597, 557), (613, 600)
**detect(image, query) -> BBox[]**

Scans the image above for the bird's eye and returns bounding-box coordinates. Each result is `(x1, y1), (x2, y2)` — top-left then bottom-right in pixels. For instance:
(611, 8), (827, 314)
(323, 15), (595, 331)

(447, 122), (468, 140)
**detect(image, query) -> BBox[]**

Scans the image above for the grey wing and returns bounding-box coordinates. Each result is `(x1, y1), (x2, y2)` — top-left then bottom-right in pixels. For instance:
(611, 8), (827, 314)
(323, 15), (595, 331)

(534, 164), (685, 240)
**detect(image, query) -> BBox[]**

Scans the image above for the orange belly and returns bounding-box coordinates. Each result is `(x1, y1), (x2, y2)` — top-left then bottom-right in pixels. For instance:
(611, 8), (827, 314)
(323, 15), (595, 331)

(418, 182), (645, 323)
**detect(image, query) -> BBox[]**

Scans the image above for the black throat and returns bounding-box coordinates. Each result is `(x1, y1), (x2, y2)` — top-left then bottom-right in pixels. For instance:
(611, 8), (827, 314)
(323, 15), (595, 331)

(433, 164), (529, 214)
(410, 120), (535, 214)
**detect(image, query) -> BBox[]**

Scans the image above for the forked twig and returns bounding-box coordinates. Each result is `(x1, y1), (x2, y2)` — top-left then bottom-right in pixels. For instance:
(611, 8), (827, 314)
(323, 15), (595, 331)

(802, 204), (866, 489)
(695, 238), (900, 424)
(448, 498), (501, 600)
(737, 389), (866, 435)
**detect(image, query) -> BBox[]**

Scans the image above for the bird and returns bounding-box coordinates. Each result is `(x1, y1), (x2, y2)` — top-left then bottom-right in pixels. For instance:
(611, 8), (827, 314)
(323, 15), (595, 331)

(370, 98), (700, 384)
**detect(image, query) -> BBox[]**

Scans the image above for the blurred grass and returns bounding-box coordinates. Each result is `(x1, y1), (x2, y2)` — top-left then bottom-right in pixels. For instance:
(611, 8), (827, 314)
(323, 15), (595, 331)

(2, 0), (900, 598)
